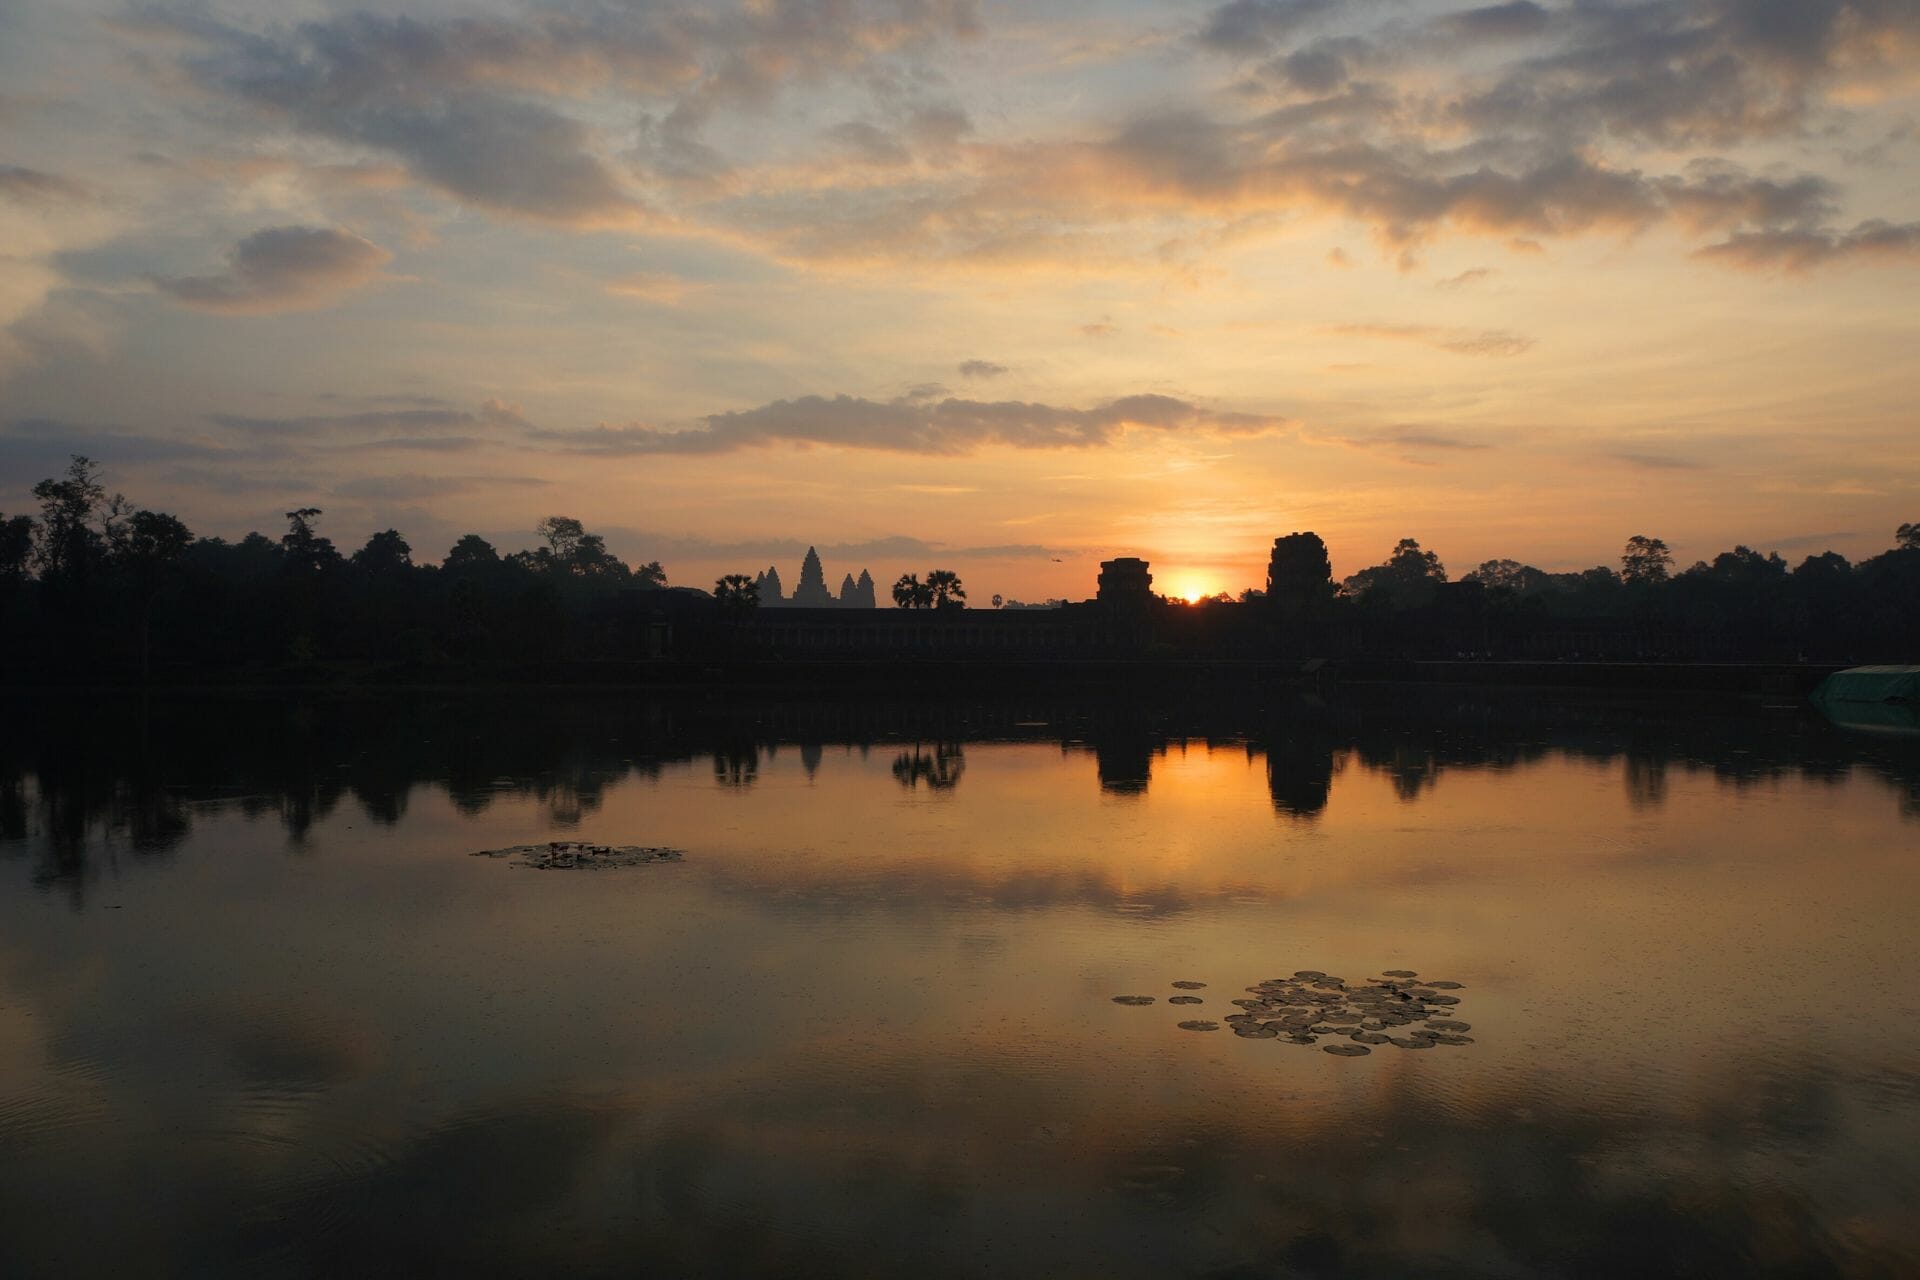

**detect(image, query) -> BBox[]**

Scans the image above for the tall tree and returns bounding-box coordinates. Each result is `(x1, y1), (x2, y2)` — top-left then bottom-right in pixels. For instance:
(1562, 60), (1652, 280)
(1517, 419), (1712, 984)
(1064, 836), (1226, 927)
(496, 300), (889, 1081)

(1621, 534), (1673, 584)
(281, 508), (340, 575)
(925, 569), (966, 610)
(353, 529), (413, 573)
(714, 571), (756, 610)
(535, 516), (585, 562)
(443, 534), (500, 572)
(1342, 538), (1446, 610)
(1465, 558), (1533, 593)
(122, 510), (192, 679)
(32, 455), (107, 582)
(0, 513), (34, 582)
(1897, 521), (1919, 551)
(892, 573), (933, 608)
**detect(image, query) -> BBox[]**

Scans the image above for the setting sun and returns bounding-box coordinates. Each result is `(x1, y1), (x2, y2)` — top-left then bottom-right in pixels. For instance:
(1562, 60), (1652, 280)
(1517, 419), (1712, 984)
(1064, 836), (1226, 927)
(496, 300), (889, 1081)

(1166, 574), (1223, 603)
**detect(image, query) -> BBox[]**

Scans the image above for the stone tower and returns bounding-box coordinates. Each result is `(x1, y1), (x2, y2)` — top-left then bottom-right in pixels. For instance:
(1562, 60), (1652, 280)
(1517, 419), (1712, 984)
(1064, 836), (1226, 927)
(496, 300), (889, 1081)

(854, 569), (877, 609)
(793, 545), (833, 607)
(1097, 557), (1152, 601)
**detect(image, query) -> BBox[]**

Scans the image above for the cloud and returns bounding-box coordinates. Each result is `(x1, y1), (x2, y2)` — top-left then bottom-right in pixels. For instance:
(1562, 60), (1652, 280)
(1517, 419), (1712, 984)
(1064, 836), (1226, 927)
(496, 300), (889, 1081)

(0, 165), (88, 204)
(332, 473), (548, 500)
(207, 400), (528, 457)
(1765, 530), (1859, 551)
(153, 13), (656, 225)
(1313, 426), (1493, 460)
(0, 419), (223, 480)
(1378, 431), (1490, 452)
(957, 359), (1008, 379)
(532, 392), (1290, 456)
(825, 121), (913, 167)
(147, 2), (981, 226)
(1694, 221), (1920, 271)
(1326, 323), (1534, 356)
(154, 227), (391, 314)
(604, 271), (699, 304)
(1451, 0), (1920, 147)
(1606, 452), (1708, 471)
(597, 529), (1059, 563)
(1436, 267), (1493, 289)
(211, 406), (499, 435)
(1271, 36), (1376, 95)
(1197, 0), (1343, 55)
(1434, 2), (1551, 43)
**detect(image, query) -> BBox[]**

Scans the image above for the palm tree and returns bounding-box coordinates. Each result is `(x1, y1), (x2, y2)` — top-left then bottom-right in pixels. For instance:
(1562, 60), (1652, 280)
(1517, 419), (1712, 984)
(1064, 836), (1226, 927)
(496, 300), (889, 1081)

(892, 573), (931, 608)
(925, 568), (966, 610)
(714, 573), (760, 613)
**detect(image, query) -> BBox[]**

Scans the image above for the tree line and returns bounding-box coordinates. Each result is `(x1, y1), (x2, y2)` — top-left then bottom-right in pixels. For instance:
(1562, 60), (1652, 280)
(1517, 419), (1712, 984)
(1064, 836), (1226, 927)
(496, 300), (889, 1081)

(0, 456), (672, 672)
(1240, 527), (1920, 661)
(3, 456), (1914, 673)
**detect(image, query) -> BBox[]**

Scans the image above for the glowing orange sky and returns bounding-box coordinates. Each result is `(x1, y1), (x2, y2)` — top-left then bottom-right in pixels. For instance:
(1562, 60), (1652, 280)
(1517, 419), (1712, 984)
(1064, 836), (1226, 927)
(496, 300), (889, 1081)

(1, 0), (1916, 599)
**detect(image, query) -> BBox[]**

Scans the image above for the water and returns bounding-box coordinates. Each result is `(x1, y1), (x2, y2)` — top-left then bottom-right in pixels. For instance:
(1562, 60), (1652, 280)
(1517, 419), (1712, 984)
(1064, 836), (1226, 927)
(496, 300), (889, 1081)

(2, 689), (1917, 1277)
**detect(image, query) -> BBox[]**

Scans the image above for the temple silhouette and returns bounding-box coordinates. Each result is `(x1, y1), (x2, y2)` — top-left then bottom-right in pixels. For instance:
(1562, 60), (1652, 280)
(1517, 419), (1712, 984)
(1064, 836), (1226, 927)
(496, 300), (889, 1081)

(755, 547), (877, 608)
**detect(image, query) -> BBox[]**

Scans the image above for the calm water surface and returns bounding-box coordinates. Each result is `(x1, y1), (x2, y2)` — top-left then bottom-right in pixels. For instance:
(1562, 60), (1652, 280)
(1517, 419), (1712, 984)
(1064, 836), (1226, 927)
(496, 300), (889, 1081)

(2, 690), (1917, 1278)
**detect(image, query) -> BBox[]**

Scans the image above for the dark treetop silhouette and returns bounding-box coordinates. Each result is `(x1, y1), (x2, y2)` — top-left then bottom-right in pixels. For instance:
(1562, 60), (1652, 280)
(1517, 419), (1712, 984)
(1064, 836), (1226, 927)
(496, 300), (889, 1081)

(2, 456), (1917, 678)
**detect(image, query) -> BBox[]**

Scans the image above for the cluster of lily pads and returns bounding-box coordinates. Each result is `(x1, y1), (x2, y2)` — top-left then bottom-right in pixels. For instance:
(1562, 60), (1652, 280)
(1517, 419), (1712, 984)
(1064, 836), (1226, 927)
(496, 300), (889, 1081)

(472, 842), (685, 870)
(1112, 970), (1471, 1056)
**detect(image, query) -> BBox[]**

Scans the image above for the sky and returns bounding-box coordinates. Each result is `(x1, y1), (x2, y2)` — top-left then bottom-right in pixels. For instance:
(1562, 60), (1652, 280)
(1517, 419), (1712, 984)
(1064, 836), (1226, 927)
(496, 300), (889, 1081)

(1, 0), (1917, 603)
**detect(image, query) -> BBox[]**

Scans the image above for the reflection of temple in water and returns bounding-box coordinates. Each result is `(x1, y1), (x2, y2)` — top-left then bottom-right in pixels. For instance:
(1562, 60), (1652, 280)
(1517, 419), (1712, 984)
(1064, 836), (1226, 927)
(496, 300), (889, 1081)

(9, 689), (1920, 907)
(1264, 725), (1335, 818)
(892, 743), (965, 790)
(1090, 729), (1154, 795)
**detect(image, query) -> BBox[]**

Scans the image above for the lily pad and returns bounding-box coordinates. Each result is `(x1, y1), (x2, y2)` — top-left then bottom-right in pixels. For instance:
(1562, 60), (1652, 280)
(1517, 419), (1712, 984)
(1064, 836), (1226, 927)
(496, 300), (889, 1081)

(1171, 980), (1207, 990)
(1293, 970), (1326, 980)
(1177, 1020), (1220, 1032)
(476, 842), (685, 870)
(1382, 969), (1418, 978)
(1169, 995), (1204, 1005)
(1112, 995), (1156, 1006)
(1426, 1020), (1471, 1032)
(1324, 1043), (1371, 1056)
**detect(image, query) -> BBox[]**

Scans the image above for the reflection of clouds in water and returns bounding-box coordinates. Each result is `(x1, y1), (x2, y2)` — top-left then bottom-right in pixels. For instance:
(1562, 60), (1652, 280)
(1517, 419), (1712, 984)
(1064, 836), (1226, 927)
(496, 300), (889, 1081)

(12, 1030), (1907, 1278)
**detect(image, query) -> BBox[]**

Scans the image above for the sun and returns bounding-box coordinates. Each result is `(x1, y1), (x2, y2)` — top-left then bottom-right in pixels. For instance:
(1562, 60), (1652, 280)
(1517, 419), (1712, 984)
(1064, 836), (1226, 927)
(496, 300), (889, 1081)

(1166, 573), (1220, 603)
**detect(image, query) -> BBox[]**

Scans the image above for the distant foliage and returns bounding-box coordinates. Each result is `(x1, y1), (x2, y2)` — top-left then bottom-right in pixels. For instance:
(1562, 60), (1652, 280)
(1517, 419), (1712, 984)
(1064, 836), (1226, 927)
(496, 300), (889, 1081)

(0, 458), (678, 673)
(891, 569), (966, 609)
(2, 460), (1916, 672)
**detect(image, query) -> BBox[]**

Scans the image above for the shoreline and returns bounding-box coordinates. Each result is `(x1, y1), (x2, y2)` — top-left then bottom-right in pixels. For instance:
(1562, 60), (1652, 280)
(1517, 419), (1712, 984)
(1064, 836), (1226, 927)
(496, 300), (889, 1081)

(0, 657), (1851, 698)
